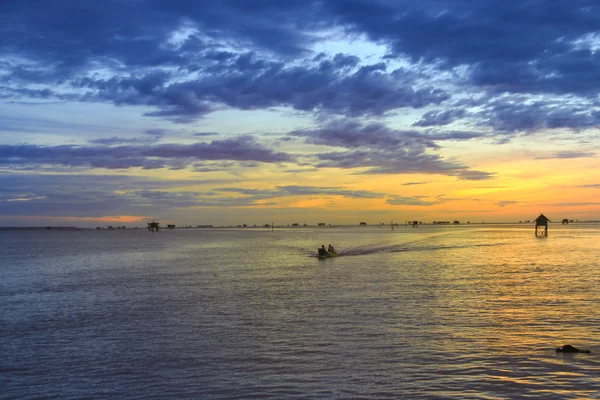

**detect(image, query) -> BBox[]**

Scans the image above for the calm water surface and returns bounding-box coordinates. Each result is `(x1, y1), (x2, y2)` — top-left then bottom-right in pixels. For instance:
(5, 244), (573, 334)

(1, 224), (599, 399)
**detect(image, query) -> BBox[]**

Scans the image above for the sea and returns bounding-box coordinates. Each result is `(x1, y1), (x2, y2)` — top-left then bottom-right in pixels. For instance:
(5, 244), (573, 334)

(1, 223), (599, 399)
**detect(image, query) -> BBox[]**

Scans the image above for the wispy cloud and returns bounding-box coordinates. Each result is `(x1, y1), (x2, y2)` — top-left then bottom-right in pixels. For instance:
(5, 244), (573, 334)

(402, 181), (429, 186)
(535, 151), (597, 159)
(497, 200), (522, 207)
(386, 195), (442, 206)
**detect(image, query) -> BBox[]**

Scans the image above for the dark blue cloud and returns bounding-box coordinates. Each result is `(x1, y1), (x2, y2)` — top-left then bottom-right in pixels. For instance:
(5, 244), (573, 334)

(476, 99), (600, 133)
(0, 136), (292, 170)
(4, 0), (600, 98)
(319, 54), (361, 72)
(290, 120), (493, 178)
(2, 0), (599, 152)
(60, 55), (446, 121)
(413, 109), (466, 127)
(2, 1), (451, 121)
(325, 0), (600, 95)
(290, 120), (437, 150)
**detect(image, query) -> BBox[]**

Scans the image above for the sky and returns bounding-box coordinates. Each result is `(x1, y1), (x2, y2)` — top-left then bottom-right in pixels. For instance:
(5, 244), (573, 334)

(1, 0), (599, 227)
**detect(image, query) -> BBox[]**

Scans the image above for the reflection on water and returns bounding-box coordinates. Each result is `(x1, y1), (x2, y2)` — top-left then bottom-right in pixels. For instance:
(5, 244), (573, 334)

(1, 224), (599, 399)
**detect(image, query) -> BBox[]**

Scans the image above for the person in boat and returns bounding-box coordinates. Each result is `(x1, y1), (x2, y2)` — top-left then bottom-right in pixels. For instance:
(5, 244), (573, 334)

(328, 244), (335, 252)
(321, 245), (326, 251)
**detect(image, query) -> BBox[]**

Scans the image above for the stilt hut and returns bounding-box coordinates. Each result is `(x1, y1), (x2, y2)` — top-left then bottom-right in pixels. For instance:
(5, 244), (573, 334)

(147, 221), (160, 232)
(534, 214), (550, 237)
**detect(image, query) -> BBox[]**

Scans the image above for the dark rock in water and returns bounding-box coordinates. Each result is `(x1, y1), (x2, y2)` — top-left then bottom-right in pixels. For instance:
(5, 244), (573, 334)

(556, 344), (591, 353)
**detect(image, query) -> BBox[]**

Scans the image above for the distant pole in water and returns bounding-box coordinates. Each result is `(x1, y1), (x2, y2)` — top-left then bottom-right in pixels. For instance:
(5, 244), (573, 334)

(391, 220), (394, 231)
(272, 221), (274, 232)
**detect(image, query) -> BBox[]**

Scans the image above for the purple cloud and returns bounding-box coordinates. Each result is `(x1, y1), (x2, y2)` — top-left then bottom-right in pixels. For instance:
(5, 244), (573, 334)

(290, 120), (493, 178)
(0, 136), (292, 170)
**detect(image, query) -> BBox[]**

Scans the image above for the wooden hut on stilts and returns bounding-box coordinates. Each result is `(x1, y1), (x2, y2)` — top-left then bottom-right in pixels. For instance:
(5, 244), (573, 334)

(147, 221), (160, 232)
(534, 214), (550, 237)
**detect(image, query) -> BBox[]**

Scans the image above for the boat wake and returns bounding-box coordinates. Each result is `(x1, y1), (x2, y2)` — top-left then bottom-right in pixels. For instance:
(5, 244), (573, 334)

(309, 230), (505, 258)
(323, 241), (502, 258)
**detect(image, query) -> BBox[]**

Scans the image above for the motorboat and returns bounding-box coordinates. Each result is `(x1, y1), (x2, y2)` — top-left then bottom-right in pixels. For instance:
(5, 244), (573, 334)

(318, 247), (337, 259)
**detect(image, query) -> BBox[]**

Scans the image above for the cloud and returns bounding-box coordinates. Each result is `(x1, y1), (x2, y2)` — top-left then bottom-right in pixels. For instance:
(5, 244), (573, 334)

(497, 200), (522, 207)
(0, 136), (291, 170)
(0, 172), (240, 217)
(4, 0), (600, 133)
(68, 56), (447, 121)
(133, 190), (205, 208)
(290, 120), (493, 178)
(193, 132), (219, 137)
(0, 171), (391, 219)
(413, 109), (466, 127)
(4, 45), (449, 123)
(325, 0), (600, 96)
(386, 195), (442, 206)
(422, 131), (485, 141)
(144, 128), (167, 136)
(451, 170), (496, 181)
(291, 120), (436, 149)
(88, 136), (159, 146)
(216, 185), (385, 199)
(478, 99), (600, 133)
(145, 136), (291, 162)
(402, 181), (429, 186)
(0, 114), (126, 136)
(535, 151), (596, 159)
(541, 202), (600, 207)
